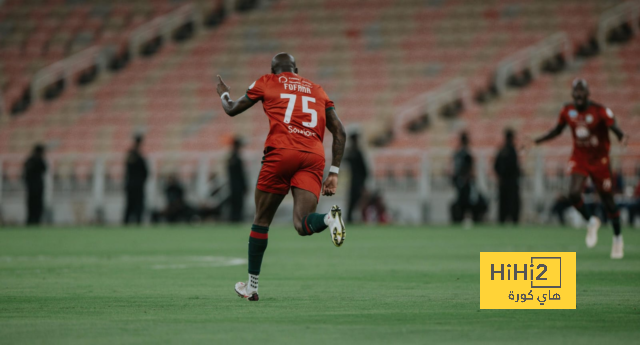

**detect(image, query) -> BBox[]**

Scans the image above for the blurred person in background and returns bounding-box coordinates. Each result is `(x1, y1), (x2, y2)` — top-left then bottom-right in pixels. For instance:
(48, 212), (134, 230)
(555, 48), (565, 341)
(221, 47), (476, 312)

(23, 144), (47, 225)
(494, 128), (521, 224)
(345, 131), (369, 223)
(151, 174), (194, 223)
(123, 135), (149, 225)
(227, 137), (248, 222)
(361, 190), (389, 224)
(550, 193), (572, 225)
(198, 172), (227, 221)
(613, 168), (624, 195)
(451, 131), (474, 224)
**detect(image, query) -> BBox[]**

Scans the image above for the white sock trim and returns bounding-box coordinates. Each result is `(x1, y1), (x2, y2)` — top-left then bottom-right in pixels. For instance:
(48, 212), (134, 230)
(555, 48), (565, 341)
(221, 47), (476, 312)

(324, 213), (331, 225)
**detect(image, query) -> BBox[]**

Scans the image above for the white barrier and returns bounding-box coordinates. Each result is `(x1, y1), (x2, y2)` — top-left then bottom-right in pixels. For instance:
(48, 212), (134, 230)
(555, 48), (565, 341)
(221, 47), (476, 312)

(2, 148), (637, 225)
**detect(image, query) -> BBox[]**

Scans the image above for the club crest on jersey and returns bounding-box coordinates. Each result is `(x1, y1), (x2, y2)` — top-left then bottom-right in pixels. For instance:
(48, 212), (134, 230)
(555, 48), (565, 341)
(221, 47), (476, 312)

(585, 114), (593, 124)
(278, 76), (288, 83)
(575, 126), (589, 139)
(606, 108), (614, 118)
(569, 110), (578, 118)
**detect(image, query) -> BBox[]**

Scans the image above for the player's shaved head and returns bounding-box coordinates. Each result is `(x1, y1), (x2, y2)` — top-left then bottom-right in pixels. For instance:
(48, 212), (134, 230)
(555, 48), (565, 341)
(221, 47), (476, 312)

(271, 52), (298, 74)
(571, 78), (590, 111)
(572, 78), (589, 91)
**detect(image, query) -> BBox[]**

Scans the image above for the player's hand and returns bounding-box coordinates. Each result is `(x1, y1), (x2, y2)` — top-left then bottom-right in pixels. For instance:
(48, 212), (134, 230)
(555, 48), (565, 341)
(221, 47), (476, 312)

(621, 134), (629, 147)
(322, 173), (338, 196)
(216, 75), (230, 96)
(519, 135), (535, 154)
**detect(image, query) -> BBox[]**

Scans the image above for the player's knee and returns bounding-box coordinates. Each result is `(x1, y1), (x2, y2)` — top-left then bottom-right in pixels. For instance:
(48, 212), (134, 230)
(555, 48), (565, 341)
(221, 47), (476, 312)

(293, 223), (305, 236)
(293, 219), (308, 236)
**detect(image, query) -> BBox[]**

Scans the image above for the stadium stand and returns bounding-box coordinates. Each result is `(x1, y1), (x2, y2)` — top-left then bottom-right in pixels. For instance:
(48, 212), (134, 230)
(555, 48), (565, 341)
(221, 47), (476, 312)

(1, 0), (639, 224)
(1, 0), (631, 157)
(0, 0), (184, 112)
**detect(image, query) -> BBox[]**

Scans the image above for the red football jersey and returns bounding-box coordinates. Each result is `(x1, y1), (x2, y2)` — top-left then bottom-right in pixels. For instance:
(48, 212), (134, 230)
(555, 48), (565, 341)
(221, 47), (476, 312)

(557, 102), (615, 162)
(245, 72), (335, 158)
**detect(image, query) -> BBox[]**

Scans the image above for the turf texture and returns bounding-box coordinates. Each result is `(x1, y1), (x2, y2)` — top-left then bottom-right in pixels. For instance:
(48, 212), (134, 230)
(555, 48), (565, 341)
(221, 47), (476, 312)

(0, 225), (638, 344)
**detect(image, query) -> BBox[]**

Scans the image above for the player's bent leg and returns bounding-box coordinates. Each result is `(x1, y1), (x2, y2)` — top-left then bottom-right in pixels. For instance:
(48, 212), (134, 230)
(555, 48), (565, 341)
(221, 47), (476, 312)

(585, 215), (601, 249)
(292, 187), (322, 236)
(253, 188), (287, 227)
(568, 173), (592, 221)
(600, 191), (623, 259)
(609, 213), (624, 259)
(292, 187), (345, 246)
(235, 189), (286, 301)
(568, 173), (600, 248)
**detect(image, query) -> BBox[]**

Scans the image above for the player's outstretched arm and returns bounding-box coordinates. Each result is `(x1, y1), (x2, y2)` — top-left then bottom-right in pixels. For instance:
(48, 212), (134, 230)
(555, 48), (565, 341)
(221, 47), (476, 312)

(216, 75), (256, 116)
(534, 122), (566, 145)
(609, 121), (628, 145)
(322, 108), (346, 196)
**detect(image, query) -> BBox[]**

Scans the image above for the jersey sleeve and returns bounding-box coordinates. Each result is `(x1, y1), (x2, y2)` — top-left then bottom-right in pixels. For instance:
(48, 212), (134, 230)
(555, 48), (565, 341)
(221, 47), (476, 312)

(245, 75), (267, 102)
(320, 87), (335, 110)
(601, 106), (615, 127)
(326, 98), (335, 110)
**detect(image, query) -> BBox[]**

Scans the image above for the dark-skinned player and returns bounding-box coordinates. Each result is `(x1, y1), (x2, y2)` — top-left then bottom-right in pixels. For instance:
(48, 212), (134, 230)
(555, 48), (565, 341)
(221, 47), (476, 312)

(532, 79), (628, 259)
(216, 53), (347, 300)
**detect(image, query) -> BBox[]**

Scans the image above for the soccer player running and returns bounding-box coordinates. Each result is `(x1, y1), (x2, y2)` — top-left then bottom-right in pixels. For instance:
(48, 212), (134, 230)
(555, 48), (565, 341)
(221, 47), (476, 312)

(216, 53), (347, 300)
(532, 79), (628, 259)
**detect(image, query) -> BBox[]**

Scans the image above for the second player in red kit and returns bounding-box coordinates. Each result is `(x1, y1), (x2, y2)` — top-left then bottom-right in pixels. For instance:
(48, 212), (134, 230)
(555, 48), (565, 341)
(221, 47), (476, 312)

(216, 53), (347, 301)
(558, 94), (616, 192)
(533, 79), (628, 259)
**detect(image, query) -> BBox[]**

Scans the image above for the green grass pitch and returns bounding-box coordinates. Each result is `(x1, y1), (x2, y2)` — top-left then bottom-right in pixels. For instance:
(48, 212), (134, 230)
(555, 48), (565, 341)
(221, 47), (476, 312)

(1, 224), (639, 344)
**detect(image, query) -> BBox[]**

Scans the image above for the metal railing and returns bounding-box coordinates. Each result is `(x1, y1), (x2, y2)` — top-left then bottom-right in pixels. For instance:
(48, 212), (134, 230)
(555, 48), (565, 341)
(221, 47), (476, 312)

(494, 32), (573, 95)
(393, 78), (470, 136)
(25, 3), (202, 111)
(128, 4), (199, 58)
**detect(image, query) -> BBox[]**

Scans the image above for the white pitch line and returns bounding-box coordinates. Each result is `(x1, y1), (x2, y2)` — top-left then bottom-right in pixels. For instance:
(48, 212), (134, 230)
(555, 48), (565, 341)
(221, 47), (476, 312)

(151, 258), (247, 270)
(0, 256), (247, 269)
